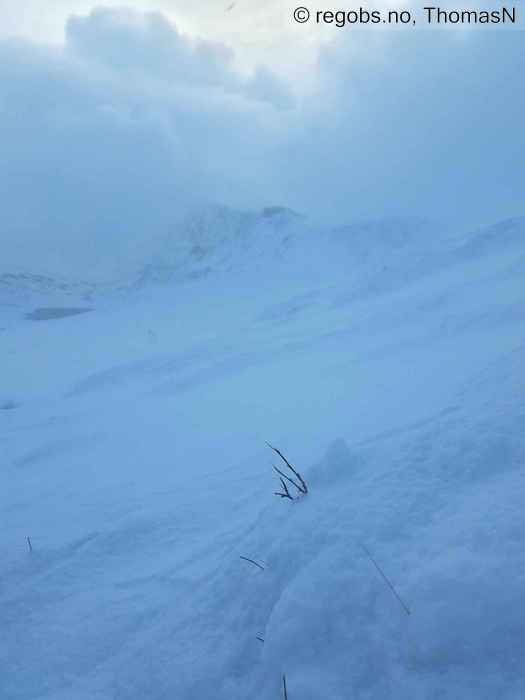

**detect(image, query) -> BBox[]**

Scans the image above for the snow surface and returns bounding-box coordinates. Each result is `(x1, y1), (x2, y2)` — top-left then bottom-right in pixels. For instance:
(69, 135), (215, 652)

(2, 211), (525, 699)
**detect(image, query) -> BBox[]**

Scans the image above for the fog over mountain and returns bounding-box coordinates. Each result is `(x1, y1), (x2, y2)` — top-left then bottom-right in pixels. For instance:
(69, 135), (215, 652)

(1, 8), (524, 282)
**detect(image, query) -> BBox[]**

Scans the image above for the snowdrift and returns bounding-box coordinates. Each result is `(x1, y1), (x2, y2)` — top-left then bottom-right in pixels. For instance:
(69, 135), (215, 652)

(1, 212), (524, 699)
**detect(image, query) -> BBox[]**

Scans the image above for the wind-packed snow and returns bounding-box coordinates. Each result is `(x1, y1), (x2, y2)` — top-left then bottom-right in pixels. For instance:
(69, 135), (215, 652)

(2, 212), (525, 699)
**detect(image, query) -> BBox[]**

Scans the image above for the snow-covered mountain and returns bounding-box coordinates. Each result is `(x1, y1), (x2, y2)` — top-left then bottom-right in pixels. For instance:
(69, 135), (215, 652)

(2, 212), (525, 699)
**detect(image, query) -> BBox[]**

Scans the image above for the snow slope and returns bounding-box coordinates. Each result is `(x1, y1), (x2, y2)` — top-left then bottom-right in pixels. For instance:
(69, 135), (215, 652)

(2, 213), (525, 699)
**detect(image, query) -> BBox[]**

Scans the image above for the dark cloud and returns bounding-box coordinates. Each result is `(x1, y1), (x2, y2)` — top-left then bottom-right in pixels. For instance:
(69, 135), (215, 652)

(0, 9), (291, 278)
(66, 8), (294, 107)
(282, 29), (525, 226)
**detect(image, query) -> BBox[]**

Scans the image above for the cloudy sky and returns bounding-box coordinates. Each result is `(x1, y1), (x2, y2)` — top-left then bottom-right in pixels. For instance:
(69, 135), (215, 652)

(1, 1), (524, 276)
